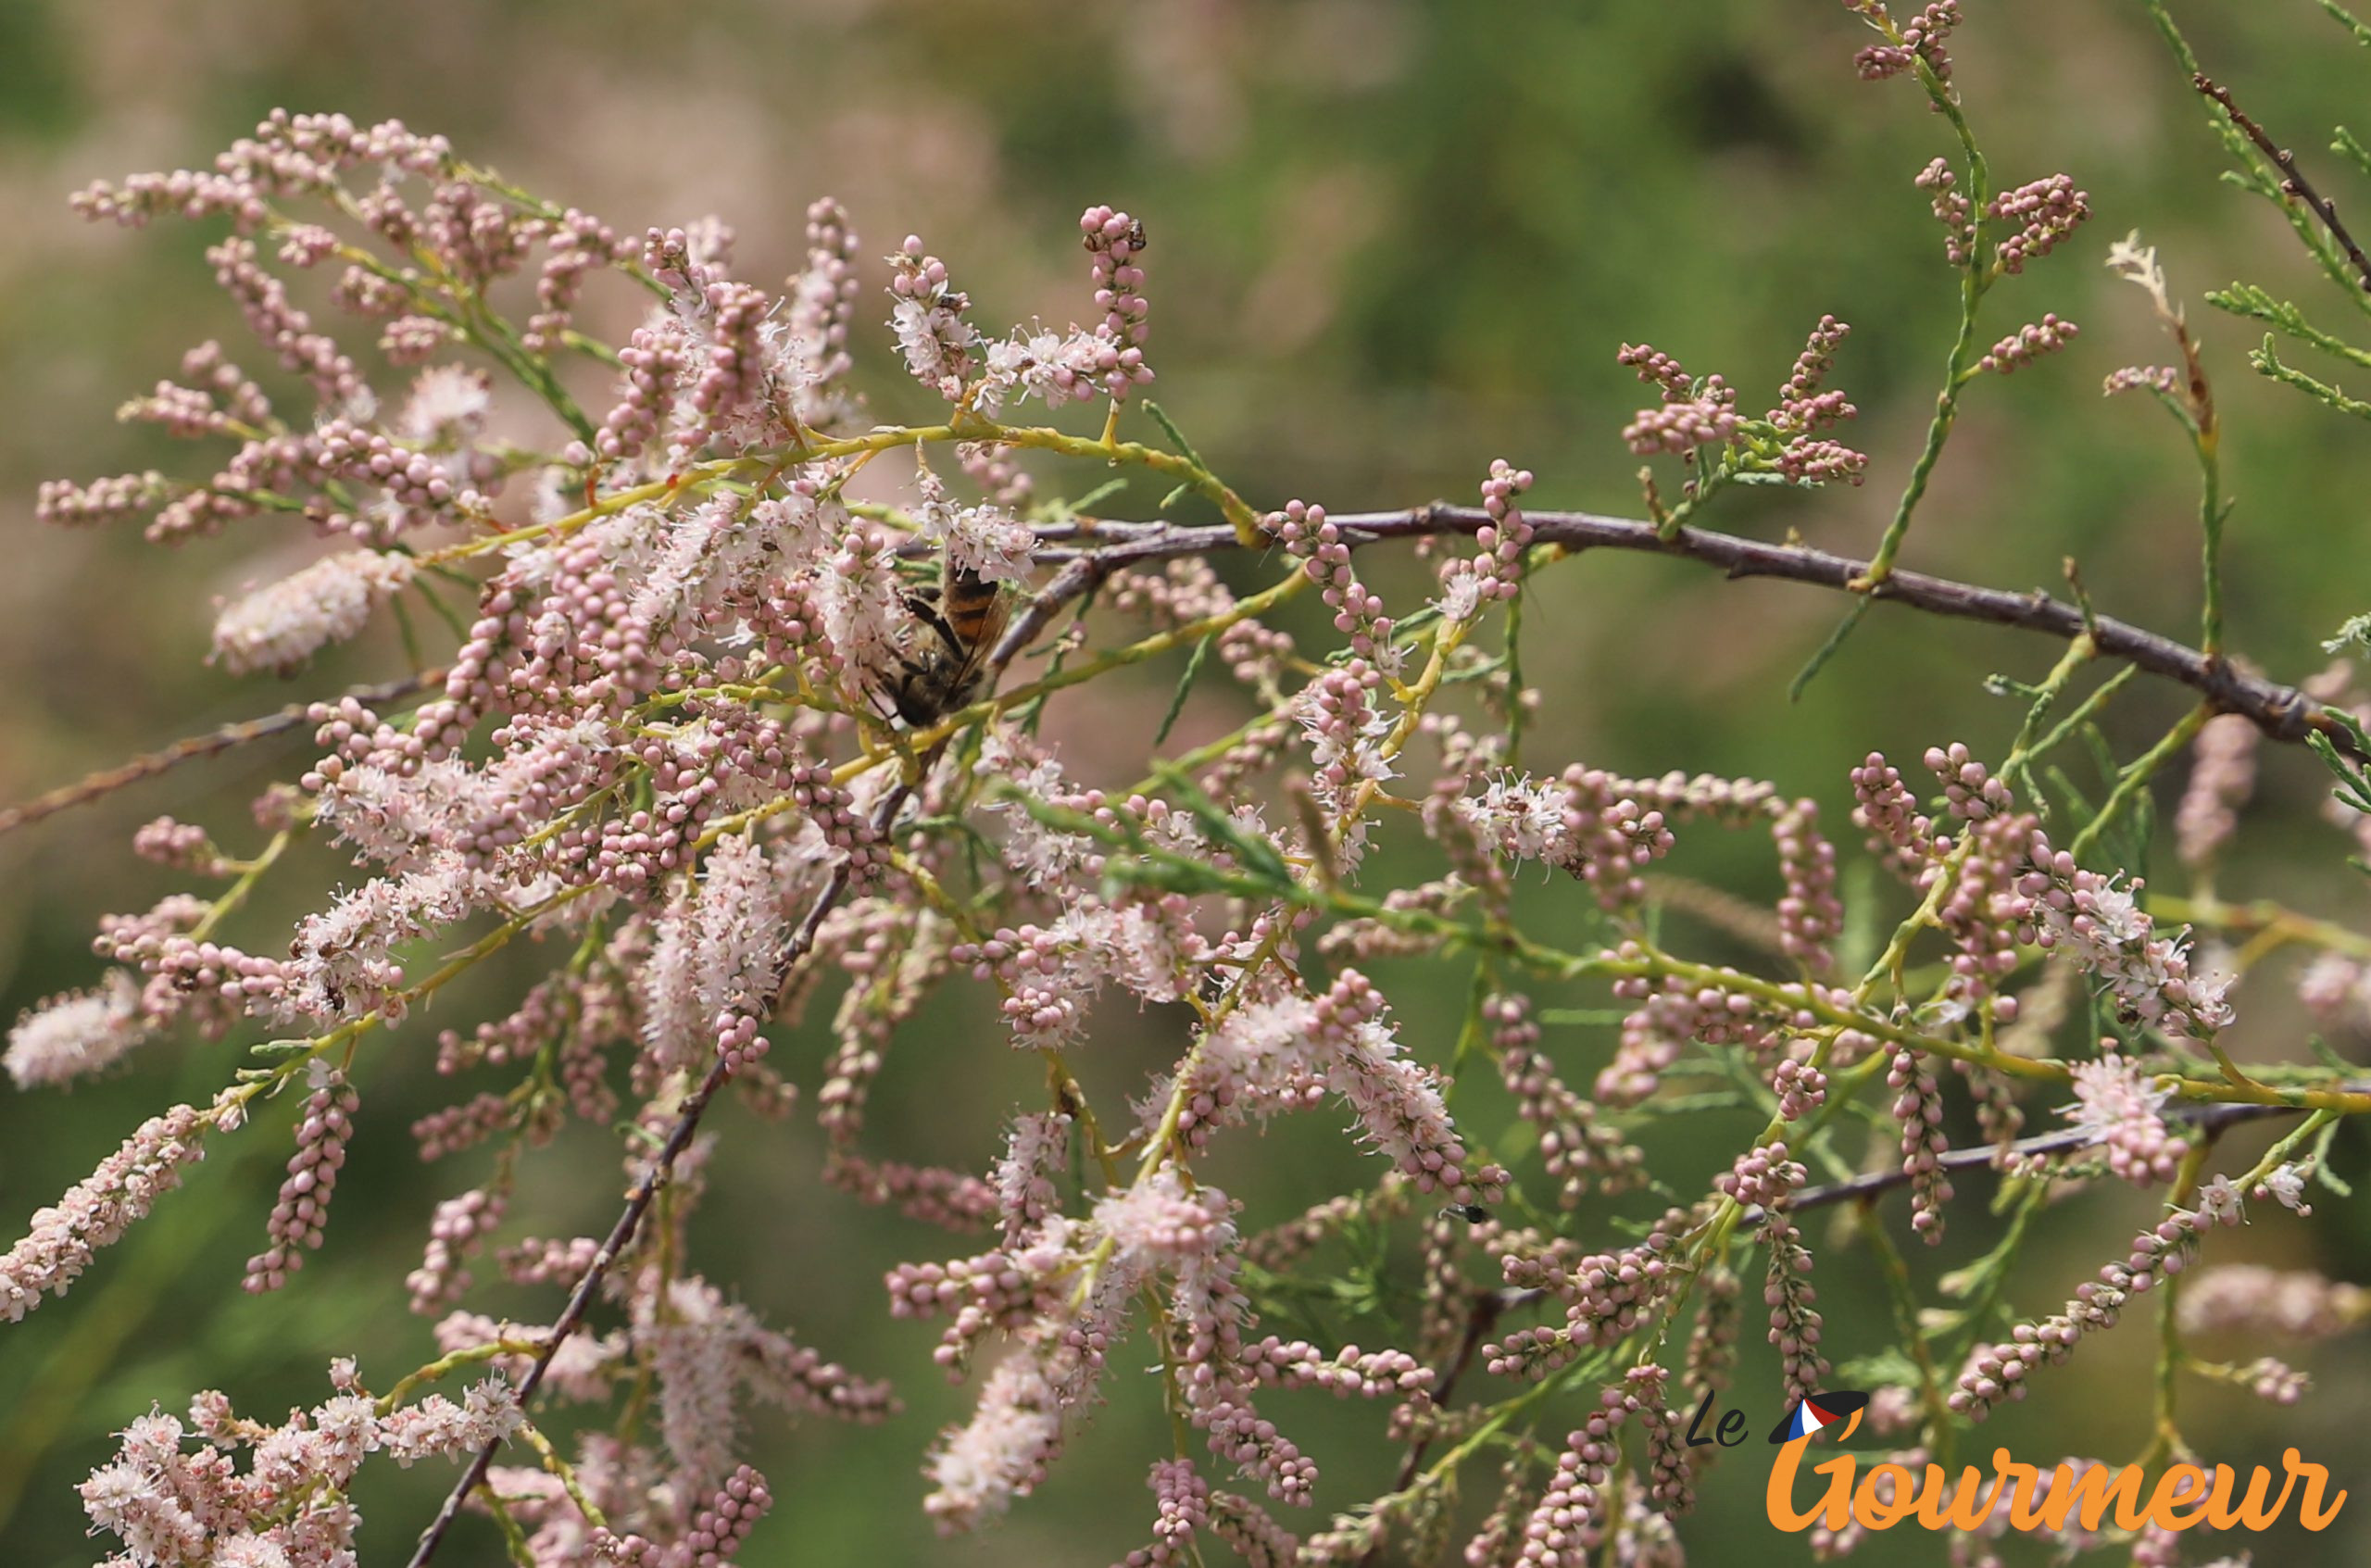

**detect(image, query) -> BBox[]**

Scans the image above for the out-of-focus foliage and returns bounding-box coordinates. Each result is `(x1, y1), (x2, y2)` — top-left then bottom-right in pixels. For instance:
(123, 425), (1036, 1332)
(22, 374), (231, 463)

(3, 1), (2369, 1562)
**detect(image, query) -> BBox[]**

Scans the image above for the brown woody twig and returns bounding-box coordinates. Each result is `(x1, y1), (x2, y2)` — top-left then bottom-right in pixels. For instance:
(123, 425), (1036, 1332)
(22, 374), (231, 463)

(1030, 508), (2364, 761)
(2195, 71), (2371, 294)
(404, 787), (908, 1568)
(0, 668), (446, 841)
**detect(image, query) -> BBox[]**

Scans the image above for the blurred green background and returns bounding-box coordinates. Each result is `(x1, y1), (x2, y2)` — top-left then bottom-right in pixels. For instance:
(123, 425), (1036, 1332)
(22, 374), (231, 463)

(6, 0), (2371, 1562)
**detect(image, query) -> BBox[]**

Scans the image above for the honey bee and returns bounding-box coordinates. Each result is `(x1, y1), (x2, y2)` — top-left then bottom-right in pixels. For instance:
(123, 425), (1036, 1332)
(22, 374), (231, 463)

(879, 547), (1013, 726)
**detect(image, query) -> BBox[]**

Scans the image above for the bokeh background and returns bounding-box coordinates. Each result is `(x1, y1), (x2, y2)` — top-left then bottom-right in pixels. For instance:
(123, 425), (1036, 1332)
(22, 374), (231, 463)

(5, 0), (2371, 1562)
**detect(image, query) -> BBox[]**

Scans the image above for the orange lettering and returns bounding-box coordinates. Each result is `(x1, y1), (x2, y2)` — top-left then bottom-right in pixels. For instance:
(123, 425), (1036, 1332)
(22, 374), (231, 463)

(1998, 1452), (2052, 1532)
(2210, 1460), (2294, 1530)
(2286, 1449), (2349, 1531)
(2032, 1462), (2147, 1534)
(1765, 1442), (1857, 1533)
(1852, 1463), (1919, 1530)
(1913, 1462), (2007, 1531)
(1769, 1433), (2343, 1535)
(2146, 1464), (2210, 1530)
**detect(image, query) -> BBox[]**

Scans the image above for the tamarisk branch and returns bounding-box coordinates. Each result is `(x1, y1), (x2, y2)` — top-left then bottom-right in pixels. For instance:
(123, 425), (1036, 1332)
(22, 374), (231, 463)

(403, 786), (908, 1568)
(1029, 507), (2365, 761)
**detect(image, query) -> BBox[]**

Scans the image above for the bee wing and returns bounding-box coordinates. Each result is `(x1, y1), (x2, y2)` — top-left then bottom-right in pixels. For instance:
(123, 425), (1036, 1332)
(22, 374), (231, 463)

(940, 593), (1010, 707)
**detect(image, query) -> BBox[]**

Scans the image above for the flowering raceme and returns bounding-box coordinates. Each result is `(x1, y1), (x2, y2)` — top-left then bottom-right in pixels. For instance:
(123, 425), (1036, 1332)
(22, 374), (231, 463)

(9, 7), (2371, 1564)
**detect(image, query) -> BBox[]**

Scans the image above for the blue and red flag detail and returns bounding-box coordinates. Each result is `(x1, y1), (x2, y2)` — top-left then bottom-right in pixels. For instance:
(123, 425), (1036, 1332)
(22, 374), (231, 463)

(1767, 1390), (1871, 1444)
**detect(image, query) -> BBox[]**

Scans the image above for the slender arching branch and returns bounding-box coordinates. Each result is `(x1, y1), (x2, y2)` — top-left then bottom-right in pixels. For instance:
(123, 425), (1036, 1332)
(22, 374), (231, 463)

(9, 497), (2356, 859)
(1025, 505), (2364, 761)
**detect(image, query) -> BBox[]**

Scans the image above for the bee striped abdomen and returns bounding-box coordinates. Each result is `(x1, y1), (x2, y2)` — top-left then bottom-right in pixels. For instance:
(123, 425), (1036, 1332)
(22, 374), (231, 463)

(877, 552), (1014, 726)
(938, 563), (1008, 648)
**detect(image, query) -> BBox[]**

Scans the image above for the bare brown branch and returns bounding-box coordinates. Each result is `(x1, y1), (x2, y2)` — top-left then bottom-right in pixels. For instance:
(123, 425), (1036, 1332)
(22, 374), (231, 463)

(1030, 507), (2363, 761)
(2195, 71), (2371, 294)
(0, 668), (446, 841)
(403, 787), (907, 1568)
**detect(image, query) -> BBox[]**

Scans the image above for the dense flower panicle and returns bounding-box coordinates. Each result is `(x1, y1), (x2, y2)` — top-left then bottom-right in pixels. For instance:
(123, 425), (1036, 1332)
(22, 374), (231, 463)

(6, 972), (151, 1089)
(1169, 970), (1503, 1206)
(596, 322), (689, 466)
(596, 1465), (774, 1567)
(33, 469), (171, 528)
(77, 1363), (528, 1567)
(991, 1111), (1073, 1245)
(1620, 327), (1867, 483)
(2018, 836), (2233, 1040)
(3, 1103), (210, 1323)
(1849, 745), (1925, 868)
(888, 236), (979, 400)
(1761, 1202), (1828, 1405)
(1772, 1054), (1827, 1122)
(1951, 1195), (2243, 1422)
(1490, 994), (1644, 1203)
(1079, 205), (1154, 398)
(1120, 1457), (1211, 1568)
(922, 1332), (1076, 1531)
(639, 833), (792, 1074)
(959, 894), (1201, 1052)
(1850, 0), (1962, 83)
(1913, 157), (1974, 264)
(132, 816), (232, 877)
(788, 198), (863, 426)
(26, 88), (2366, 1568)
(1622, 381), (1737, 455)
(378, 1377), (528, 1465)
(1273, 499), (1395, 663)
(1978, 313), (2078, 374)
(2178, 1264), (2370, 1338)
(682, 279), (775, 449)
(2060, 1055), (2187, 1185)
(1717, 1141), (1805, 1214)
(1458, 766), (1676, 910)
(210, 549), (415, 674)
(406, 1185), (508, 1315)
(1987, 174), (2091, 273)
(1436, 459), (1536, 621)
(1886, 1044), (1954, 1242)
(913, 469), (1036, 584)
(1769, 315), (1856, 433)
(643, 1275), (896, 1487)
(2176, 713), (2260, 870)
(1485, 1215), (1687, 1379)
(1507, 1368), (1689, 1565)
(244, 1063), (359, 1294)
(2104, 363), (2182, 397)
(283, 857), (486, 1023)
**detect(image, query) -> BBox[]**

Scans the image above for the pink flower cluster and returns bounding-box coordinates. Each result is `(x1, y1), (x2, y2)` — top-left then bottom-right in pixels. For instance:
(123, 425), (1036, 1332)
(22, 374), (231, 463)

(12, 80), (2356, 1568)
(1951, 1188), (2244, 1421)
(80, 1364), (521, 1567)
(1619, 322), (1869, 489)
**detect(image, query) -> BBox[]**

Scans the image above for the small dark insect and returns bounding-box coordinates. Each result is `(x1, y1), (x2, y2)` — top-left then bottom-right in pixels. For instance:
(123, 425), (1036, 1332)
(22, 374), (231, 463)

(1439, 1203), (1491, 1224)
(880, 546), (1014, 726)
(1085, 217), (1149, 253)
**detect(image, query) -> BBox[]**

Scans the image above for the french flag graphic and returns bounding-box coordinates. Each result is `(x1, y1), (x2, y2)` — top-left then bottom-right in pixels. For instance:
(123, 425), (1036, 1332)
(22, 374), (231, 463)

(1767, 1390), (1871, 1444)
